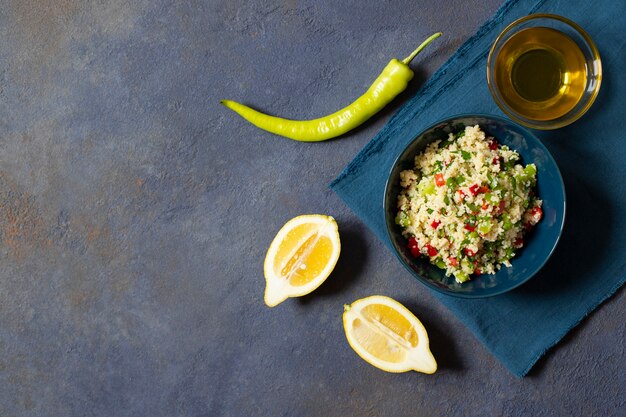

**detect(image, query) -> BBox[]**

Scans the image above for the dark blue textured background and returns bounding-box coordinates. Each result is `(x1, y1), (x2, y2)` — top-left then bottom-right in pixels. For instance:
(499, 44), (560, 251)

(0, 1), (623, 416)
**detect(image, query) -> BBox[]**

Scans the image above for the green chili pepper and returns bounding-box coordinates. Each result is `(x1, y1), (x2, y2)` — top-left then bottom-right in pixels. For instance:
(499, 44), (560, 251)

(221, 33), (442, 141)
(478, 222), (492, 235)
(395, 211), (410, 227)
(460, 259), (473, 273)
(455, 272), (470, 283)
(420, 180), (436, 196)
(520, 164), (537, 185)
(502, 214), (513, 231)
(524, 163), (537, 177)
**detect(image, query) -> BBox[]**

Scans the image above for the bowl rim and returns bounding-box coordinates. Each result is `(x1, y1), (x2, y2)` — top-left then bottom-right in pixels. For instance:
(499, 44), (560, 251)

(383, 113), (566, 298)
(486, 13), (602, 130)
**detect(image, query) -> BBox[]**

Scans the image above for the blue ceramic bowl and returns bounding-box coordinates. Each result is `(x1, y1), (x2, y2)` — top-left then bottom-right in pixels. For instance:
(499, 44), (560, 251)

(384, 115), (566, 298)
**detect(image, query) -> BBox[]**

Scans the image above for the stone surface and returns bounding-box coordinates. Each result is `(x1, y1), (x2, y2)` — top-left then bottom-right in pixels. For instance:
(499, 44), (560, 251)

(0, 1), (624, 416)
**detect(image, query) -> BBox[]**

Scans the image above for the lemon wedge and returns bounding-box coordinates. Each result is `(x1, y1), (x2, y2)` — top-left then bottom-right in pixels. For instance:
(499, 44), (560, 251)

(342, 295), (437, 374)
(263, 214), (340, 307)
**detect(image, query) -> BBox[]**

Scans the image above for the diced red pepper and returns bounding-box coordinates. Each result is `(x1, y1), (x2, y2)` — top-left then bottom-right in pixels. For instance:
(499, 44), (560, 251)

(478, 185), (490, 194)
(524, 222), (532, 231)
(464, 223), (476, 232)
(425, 244), (438, 257)
(408, 237), (420, 257)
(496, 200), (506, 215)
(431, 220), (441, 229)
(465, 248), (476, 257)
(488, 140), (499, 150)
(469, 184), (480, 196)
(474, 268), (482, 275)
(457, 189), (466, 200)
(448, 257), (458, 267)
(492, 157), (499, 165)
(435, 173), (445, 187)
(481, 202), (490, 210)
(514, 237), (524, 248)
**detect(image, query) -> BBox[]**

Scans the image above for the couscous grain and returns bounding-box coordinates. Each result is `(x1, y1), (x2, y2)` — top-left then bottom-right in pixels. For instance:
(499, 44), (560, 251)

(396, 125), (542, 283)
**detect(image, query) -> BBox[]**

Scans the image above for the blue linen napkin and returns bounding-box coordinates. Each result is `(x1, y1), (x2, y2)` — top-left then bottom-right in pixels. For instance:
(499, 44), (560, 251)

(330, 0), (626, 377)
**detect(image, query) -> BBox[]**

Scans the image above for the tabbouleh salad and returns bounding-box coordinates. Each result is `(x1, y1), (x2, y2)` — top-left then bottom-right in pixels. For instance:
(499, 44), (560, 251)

(396, 125), (542, 283)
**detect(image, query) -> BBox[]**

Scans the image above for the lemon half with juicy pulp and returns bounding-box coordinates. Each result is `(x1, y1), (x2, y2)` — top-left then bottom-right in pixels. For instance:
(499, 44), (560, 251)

(343, 295), (437, 374)
(263, 214), (341, 307)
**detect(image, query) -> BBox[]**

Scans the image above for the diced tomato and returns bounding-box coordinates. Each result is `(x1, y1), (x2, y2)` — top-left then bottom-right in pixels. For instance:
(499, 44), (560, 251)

(481, 202), (490, 210)
(448, 257), (458, 267)
(488, 140), (499, 150)
(523, 222), (532, 231)
(425, 244), (438, 257)
(464, 248), (476, 257)
(496, 200), (506, 215)
(468, 184), (488, 196)
(457, 189), (466, 200)
(408, 237), (420, 257)
(514, 237), (524, 248)
(492, 157), (499, 165)
(531, 206), (543, 221)
(431, 220), (441, 229)
(474, 268), (482, 275)
(464, 223), (476, 232)
(435, 173), (445, 187)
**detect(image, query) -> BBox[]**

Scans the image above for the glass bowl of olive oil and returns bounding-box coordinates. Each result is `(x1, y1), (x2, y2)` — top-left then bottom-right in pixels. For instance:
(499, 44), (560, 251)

(487, 14), (602, 130)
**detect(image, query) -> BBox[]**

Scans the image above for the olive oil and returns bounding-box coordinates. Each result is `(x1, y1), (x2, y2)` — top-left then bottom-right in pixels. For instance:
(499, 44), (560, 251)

(494, 27), (587, 121)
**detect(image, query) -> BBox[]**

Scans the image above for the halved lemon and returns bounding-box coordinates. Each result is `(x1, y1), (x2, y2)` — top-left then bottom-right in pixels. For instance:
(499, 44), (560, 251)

(343, 295), (437, 374)
(263, 214), (340, 307)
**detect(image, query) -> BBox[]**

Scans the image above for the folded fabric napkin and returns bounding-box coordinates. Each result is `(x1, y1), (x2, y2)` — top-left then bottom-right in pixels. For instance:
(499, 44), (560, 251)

(330, 0), (625, 377)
